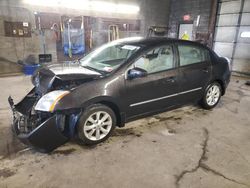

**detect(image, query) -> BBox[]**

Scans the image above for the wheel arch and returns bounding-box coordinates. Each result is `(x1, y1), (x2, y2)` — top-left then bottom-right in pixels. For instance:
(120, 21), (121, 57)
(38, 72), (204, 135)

(211, 79), (225, 96)
(98, 100), (123, 127)
(79, 96), (125, 128)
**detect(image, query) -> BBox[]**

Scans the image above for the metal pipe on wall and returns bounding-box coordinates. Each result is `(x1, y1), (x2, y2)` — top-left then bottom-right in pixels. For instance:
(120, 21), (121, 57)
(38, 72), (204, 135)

(208, 0), (219, 48)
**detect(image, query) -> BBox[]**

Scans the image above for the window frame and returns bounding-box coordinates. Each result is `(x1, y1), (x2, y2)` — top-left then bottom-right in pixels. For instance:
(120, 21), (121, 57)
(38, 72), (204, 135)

(127, 44), (177, 76)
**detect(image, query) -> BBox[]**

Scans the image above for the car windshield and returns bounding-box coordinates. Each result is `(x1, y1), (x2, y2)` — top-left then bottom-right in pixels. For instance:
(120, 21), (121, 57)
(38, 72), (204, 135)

(80, 42), (140, 73)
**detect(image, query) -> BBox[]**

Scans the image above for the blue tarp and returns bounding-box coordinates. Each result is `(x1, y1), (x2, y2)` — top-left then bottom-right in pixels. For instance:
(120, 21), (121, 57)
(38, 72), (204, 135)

(23, 64), (41, 75)
(63, 44), (85, 55)
(63, 28), (85, 55)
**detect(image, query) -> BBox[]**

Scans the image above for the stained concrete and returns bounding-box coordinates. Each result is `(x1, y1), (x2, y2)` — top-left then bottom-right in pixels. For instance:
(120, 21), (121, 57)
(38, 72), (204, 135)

(0, 75), (250, 188)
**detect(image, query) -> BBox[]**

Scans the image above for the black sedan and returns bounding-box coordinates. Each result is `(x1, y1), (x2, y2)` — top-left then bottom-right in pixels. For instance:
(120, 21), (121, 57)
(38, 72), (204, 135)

(9, 37), (231, 152)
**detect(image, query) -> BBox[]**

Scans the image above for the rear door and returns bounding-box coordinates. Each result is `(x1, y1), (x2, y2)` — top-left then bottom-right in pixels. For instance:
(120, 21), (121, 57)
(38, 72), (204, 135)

(176, 43), (212, 103)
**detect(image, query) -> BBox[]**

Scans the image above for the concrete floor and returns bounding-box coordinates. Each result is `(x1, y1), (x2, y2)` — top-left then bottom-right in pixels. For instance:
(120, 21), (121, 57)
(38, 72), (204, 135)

(0, 75), (250, 188)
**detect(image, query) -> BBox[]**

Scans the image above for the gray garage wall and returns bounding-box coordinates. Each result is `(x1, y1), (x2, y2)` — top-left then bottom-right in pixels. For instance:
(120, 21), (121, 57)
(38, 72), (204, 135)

(0, 0), (171, 75)
(168, 0), (212, 39)
(213, 0), (250, 74)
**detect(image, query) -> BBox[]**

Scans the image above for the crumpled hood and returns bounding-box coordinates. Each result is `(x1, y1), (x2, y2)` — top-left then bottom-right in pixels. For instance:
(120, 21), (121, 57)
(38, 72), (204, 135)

(47, 63), (101, 77)
(33, 63), (102, 95)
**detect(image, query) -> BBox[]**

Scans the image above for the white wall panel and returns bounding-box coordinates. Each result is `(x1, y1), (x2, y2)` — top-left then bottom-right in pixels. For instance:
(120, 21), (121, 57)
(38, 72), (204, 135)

(243, 0), (250, 12)
(214, 27), (237, 42)
(241, 13), (250, 25)
(234, 43), (250, 59)
(220, 1), (241, 14)
(214, 42), (234, 58)
(232, 59), (250, 73)
(217, 14), (239, 26)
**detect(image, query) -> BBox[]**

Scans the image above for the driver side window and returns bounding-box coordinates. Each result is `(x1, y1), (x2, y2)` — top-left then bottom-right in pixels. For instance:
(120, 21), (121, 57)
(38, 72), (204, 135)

(134, 45), (174, 74)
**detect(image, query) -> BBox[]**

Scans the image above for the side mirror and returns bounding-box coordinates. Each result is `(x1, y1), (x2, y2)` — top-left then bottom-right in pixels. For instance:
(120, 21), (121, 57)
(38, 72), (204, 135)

(127, 67), (148, 80)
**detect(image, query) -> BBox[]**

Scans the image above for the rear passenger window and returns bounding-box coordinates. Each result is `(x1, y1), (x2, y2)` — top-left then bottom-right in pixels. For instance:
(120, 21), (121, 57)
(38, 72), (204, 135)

(178, 45), (209, 66)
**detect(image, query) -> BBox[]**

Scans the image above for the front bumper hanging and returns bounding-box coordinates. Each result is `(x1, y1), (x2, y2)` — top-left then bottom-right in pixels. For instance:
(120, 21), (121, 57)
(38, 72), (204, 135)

(8, 94), (69, 152)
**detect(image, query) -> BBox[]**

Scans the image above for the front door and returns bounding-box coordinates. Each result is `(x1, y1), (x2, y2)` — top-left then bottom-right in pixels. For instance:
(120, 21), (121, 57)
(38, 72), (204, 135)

(125, 45), (180, 119)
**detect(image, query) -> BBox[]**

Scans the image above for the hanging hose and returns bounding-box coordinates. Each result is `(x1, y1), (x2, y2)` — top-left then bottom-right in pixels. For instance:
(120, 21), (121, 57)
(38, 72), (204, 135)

(67, 22), (72, 58)
(108, 25), (119, 42)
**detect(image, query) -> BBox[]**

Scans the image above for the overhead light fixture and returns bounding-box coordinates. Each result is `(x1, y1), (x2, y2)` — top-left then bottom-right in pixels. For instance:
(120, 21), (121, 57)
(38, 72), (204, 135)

(23, 0), (140, 14)
(196, 15), (200, 26)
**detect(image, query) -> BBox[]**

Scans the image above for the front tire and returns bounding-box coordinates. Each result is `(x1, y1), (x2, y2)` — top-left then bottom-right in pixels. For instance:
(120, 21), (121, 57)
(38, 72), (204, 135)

(201, 82), (222, 110)
(77, 104), (116, 145)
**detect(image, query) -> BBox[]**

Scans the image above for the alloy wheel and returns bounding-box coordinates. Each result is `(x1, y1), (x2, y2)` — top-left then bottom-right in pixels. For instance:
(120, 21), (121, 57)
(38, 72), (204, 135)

(83, 111), (112, 141)
(206, 85), (221, 106)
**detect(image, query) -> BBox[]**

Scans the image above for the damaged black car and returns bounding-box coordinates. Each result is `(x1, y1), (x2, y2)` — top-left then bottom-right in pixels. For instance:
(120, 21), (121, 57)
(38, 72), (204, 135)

(9, 37), (231, 152)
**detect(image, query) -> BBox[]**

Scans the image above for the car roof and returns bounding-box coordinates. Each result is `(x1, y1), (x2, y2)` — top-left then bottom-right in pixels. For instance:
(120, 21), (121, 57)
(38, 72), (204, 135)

(119, 37), (208, 49)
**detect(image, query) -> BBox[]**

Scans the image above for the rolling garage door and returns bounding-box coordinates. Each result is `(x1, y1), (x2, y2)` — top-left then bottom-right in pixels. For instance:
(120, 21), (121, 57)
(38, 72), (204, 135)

(213, 0), (250, 74)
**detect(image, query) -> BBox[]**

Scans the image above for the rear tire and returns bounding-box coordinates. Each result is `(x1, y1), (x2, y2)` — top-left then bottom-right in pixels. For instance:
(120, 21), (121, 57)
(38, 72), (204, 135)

(201, 82), (222, 110)
(77, 104), (116, 145)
